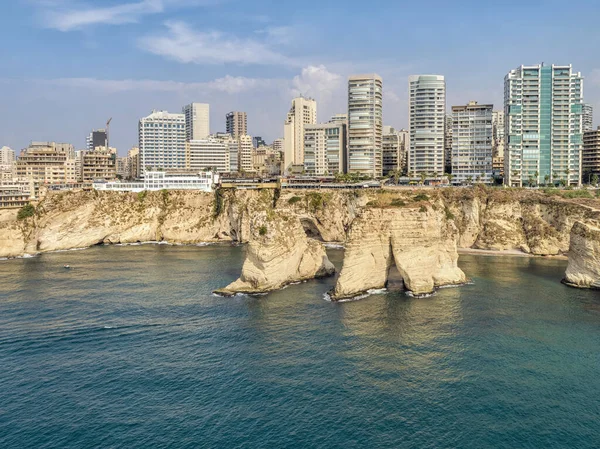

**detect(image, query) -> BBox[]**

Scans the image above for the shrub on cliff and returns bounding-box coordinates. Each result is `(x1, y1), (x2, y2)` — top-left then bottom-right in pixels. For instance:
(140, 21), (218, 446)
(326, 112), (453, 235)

(288, 196), (302, 205)
(258, 225), (268, 236)
(414, 193), (430, 202)
(390, 199), (406, 207)
(17, 204), (35, 220)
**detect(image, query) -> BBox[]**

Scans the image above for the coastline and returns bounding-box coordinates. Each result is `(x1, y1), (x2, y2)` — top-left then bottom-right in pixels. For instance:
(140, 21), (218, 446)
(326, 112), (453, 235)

(458, 248), (568, 260)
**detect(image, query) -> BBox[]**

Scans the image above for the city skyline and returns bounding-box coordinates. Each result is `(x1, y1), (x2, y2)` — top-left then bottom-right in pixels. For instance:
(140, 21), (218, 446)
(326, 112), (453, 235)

(1, 1), (600, 154)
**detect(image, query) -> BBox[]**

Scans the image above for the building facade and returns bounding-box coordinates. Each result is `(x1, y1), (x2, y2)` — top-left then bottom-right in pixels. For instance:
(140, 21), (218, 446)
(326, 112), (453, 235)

(183, 103), (210, 141)
(81, 148), (117, 182)
(139, 110), (186, 175)
(444, 114), (453, 174)
(492, 110), (505, 175)
(347, 74), (383, 177)
(283, 97), (317, 172)
(382, 127), (409, 176)
(87, 129), (107, 151)
(504, 64), (584, 187)
(186, 140), (230, 173)
(94, 171), (218, 193)
(451, 101), (494, 185)
(408, 75), (446, 176)
(583, 103), (594, 132)
(226, 112), (248, 139)
(16, 142), (75, 184)
(583, 126), (600, 182)
(303, 123), (347, 176)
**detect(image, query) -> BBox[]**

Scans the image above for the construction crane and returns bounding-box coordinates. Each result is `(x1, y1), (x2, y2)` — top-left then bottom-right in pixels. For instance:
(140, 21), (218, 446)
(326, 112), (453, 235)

(106, 117), (112, 151)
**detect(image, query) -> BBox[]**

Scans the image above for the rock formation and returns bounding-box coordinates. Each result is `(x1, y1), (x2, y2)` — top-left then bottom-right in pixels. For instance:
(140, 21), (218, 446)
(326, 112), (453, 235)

(331, 204), (466, 300)
(214, 212), (335, 295)
(563, 220), (600, 289)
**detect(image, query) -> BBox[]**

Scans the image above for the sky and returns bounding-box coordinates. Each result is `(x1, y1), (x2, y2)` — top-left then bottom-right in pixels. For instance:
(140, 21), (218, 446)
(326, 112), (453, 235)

(1, 0), (600, 155)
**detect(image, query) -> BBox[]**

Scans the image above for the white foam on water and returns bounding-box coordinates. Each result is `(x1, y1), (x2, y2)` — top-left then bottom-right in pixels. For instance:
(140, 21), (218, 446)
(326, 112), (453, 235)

(324, 243), (345, 249)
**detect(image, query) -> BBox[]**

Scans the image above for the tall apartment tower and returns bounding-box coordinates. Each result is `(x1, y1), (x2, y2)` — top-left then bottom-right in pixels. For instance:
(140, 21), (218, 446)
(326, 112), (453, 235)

(283, 97), (317, 173)
(451, 101), (494, 185)
(382, 126), (409, 176)
(139, 110), (186, 175)
(303, 122), (346, 176)
(347, 74), (383, 177)
(583, 126), (600, 182)
(504, 64), (584, 187)
(492, 111), (506, 175)
(583, 104), (594, 132)
(408, 75), (446, 176)
(226, 111), (248, 139)
(0, 146), (15, 165)
(183, 103), (210, 140)
(86, 129), (108, 151)
(444, 114), (453, 174)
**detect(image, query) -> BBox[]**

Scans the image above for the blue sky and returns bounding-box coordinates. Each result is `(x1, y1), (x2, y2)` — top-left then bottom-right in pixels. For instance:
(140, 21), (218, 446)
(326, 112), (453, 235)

(1, 0), (600, 154)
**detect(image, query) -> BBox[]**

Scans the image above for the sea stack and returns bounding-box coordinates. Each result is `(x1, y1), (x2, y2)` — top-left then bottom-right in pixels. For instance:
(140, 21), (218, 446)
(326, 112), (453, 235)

(563, 220), (600, 289)
(214, 212), (335, 296)
(330, 205), (466, 300)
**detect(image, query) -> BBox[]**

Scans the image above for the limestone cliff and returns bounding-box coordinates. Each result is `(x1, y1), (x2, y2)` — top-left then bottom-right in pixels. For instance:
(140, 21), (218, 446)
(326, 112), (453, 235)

(563, 221), (600, 289)
(214, 212), (335, 295)
(331, 204), (466, 300)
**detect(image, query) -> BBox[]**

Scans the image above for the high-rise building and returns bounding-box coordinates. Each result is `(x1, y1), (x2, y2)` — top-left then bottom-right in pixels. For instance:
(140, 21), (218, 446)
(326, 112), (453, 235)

(382, 127), (408, 176)
(303, 123), (347, 176)
(272, 138), (284, 154)
(283, 97), (317, 172)
(444, 115), (453, 174)
(128, 147), (140, 180)
(583, 126), (600, 182)
(253, 136), (266, 148)
(238, 135), (254, 173)
(86, 129), (107, 151)
(583, 104), (594, 132)
(451, 101), (493, 185)
(408, 75), (446, 176)
(504, 64), (584, 187)
(226, 112), (248, 139)
(0, 146), (16, 165)
(347, 74), (383, 177)
(183, 103), (210, 140)
(139, 110), (186, 175)
(492, 111), (505, 175)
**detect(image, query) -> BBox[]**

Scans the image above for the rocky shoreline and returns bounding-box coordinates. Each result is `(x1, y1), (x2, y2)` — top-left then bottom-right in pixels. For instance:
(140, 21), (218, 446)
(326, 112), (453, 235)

(2, 187), (600, 294)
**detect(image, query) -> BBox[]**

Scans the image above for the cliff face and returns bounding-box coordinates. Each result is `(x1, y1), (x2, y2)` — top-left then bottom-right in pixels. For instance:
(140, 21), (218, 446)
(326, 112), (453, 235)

(563, 221), (600, 289)
(214, 212), (335, 295)
(331, 205), (466, 299)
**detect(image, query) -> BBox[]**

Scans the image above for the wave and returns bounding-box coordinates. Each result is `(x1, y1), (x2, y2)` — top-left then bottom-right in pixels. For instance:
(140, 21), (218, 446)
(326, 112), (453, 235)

(323, 288), (388, 303)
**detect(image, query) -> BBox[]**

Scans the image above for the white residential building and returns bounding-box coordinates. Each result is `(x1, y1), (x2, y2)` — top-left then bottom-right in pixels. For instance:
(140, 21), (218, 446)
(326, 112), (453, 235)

(0, 146), (16, 165)
(186, 140), (230, 173)
(303, 123), (346, 176)
(183, 103), (210, 140)
(347, 74), (383, 177)
(408, 75), (446, 176)
(504, 64), (584, 187)
(138, 110), (186, 176)
(226, 111), (248, 139)
(283, 97), (317, 172)
(452, 101), (493, 185)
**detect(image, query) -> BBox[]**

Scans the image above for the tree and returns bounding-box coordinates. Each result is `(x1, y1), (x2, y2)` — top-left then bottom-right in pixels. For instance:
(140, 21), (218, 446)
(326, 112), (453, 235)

(419, 172), (426, 185)
(592, 173), (599, 186)
(544, 174), (550, 186)
(466, 176), (473, 186)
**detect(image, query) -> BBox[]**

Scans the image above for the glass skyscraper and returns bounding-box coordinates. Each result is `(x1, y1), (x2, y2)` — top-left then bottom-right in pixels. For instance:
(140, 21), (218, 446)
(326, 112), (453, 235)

(504, 64), (584, 187)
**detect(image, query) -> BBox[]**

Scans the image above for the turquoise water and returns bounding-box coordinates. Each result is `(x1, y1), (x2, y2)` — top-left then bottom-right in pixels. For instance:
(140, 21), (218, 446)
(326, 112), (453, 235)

(1, 245), (599, 448)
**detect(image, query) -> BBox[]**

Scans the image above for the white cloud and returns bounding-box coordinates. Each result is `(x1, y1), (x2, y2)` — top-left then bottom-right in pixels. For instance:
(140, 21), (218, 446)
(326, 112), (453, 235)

(139, 20), (300, 67)
(42, 0), (164, 31)
(35, 0), (223, 31)
(290, 65), (344, 105)
(43, 75), (280, 95)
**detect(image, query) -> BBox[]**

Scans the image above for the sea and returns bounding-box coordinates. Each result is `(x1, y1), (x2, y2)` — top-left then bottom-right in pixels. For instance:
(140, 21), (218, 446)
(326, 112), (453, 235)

(1, 244), (599, 448)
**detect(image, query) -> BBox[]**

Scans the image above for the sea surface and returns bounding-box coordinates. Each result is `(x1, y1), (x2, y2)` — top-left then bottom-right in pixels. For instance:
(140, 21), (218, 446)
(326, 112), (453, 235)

(1, 245), (599, 448)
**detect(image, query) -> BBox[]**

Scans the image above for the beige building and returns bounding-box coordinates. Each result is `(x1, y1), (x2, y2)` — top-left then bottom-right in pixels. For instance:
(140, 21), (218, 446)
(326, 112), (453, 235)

(382, 127), (409, 176)
(183, 103), (210, 140)
(303, 123), (346, 175)
(128, 147), (140, 180)
(226, 111), (248, 139)
(348, 74), (383, 177)
(283, 97), (317, 173)
(81, 148), (117, 182)
(16, 142), (75, 184)
(583, 126), (600, 182)
(238, 135), (254, 173)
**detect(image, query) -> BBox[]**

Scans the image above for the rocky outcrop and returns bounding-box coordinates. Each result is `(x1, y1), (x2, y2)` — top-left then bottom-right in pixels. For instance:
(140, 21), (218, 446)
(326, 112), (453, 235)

(214, 212), (335, 295)
(563, 221), (600, 289)
(331, 205), (466, 300)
